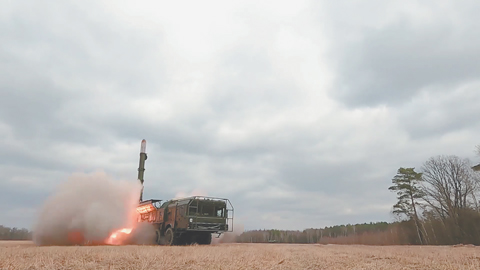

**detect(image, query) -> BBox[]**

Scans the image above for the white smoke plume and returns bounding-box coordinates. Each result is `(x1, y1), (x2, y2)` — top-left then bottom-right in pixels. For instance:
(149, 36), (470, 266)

(33, 171), (143, 246)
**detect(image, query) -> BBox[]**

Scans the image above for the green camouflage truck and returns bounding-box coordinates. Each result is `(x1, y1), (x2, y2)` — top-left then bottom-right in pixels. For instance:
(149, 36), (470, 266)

(135, 140), (234, 245)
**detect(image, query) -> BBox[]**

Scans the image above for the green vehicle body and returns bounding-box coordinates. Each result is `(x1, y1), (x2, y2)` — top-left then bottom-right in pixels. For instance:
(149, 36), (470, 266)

(137, 196), (234, 245)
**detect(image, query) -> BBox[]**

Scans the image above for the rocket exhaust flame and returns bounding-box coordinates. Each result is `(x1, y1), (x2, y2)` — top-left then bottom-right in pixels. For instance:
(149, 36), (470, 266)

(105, 228), (133, 245)
(136, 204), (156, 214)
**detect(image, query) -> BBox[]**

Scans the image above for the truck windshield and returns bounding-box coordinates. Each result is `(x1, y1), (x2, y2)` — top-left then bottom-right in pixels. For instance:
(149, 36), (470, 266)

(189, 201), (226, 217)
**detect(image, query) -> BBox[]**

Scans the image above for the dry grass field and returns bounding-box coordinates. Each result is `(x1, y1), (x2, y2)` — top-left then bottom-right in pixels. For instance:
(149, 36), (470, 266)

(1, 241), (479, 270)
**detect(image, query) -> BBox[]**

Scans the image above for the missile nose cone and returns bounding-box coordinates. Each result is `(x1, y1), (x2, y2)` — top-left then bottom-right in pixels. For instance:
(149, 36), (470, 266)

(141, 139), (147, 153)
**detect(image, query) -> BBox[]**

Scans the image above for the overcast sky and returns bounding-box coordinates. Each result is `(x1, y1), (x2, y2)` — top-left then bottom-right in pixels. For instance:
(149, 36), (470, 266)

(1, 0), (479, 231)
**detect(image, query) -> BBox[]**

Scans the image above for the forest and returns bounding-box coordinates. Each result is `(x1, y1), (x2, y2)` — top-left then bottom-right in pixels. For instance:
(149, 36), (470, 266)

(0, 225), (32, 240)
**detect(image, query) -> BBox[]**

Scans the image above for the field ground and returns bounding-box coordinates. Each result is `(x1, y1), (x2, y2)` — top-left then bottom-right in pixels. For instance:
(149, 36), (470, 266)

(1, 241), (479, 270)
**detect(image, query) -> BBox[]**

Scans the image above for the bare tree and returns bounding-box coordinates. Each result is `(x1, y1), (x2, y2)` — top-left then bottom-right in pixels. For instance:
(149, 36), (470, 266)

(421, 155), (480, 243)
(474, 145), (480, 172)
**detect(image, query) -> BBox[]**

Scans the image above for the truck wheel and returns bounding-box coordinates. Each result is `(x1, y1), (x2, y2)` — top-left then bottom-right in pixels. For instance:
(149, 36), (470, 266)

(199, 233), (211, 245)
(155, 230), (164, 245)
(164, 228), (176, 246)
(204, 233), (212, 245)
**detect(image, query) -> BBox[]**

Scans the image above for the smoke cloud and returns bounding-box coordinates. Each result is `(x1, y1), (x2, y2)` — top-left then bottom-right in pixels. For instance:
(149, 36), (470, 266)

(125, 222), (156, 245)
(33, 171), (143, 246)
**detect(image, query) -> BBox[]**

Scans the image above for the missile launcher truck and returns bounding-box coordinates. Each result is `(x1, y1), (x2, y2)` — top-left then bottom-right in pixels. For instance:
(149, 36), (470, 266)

(135, 140), (234, 245)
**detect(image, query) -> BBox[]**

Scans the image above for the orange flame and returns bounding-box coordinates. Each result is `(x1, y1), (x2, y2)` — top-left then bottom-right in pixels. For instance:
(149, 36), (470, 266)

(105, 228), (133, 245)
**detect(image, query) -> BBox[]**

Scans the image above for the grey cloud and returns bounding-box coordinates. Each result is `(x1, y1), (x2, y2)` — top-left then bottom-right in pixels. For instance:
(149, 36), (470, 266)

(87, 48), (305, 158)
(211, 47), (299, 113)
(398, 85), (480, 139)
(0, 144), (72, 171)
(0, 79), (68, 139)
(277, 159), (372, 194)
(0, 178), (49, 206)
(103, 118), (212, 156)
(326, 6), (480, 107)
(0, 165), (67, 229)
(0, 0), (168, 169)
(237, 189), (393, 229)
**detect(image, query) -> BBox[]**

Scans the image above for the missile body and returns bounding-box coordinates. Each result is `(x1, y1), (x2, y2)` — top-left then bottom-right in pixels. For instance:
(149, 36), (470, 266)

(138, 139), (147, 202)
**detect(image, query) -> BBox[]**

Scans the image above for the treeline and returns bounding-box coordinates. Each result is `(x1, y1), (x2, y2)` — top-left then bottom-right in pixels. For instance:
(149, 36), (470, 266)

(0, 225), (32, 240)
(238, 151), (480, 246)
(237, 222), (408, 245)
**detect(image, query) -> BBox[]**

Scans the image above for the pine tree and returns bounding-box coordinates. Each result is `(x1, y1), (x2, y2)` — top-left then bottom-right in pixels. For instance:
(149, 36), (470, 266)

(389, 167), (425, 244)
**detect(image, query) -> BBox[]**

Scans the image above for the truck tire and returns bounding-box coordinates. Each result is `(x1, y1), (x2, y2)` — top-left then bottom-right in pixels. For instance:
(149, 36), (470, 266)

(155, 229), (164, 245)
(199, 232), (211, 245)
(164, 227), (176, 246)
(177, 233), (190, 245)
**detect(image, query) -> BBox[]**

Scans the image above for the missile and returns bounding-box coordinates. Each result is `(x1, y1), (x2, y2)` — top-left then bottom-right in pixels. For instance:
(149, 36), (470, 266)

(138, 139), (148, 202)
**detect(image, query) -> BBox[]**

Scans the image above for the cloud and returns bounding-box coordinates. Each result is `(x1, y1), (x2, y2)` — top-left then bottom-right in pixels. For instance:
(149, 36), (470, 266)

(0, 0), (479, 233)
(322, 0), (480, 107)
(397, 82), (480, 139)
